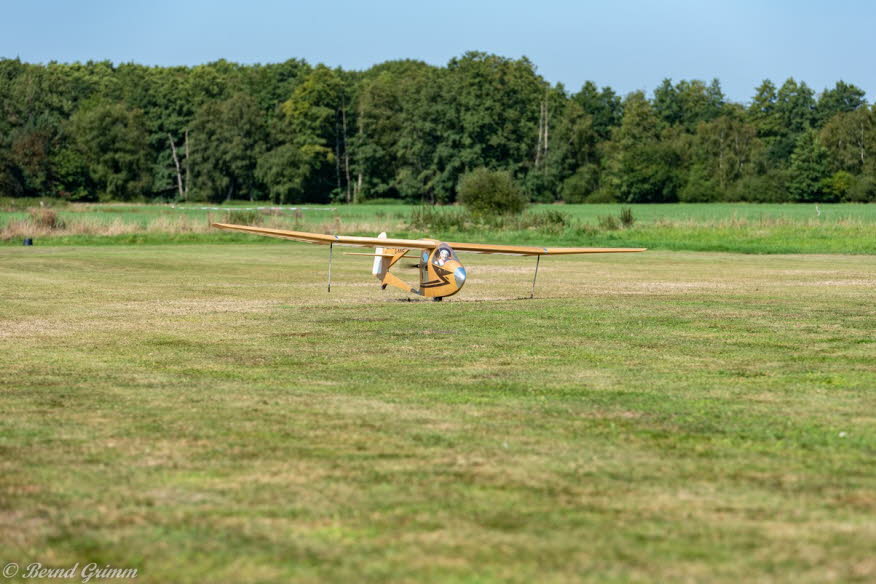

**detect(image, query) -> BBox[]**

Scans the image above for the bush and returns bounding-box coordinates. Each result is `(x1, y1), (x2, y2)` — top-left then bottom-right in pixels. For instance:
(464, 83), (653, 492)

(457, 167), (528, 216)
(729, 171), (791, 203)
(822, 171), (854, 202)
(408, 206), (468, 231)
(680, 164), (722, 202)
(597, 207), (634, 231)
(583, 189), (618, 203)
(560, 164), (600, 203)
(523, 171), (556, 203)
(29, 207), (65, 230)
(598, 214), (620, 230)
(408, 206), (570, 234)
(846, 175), (876, 202)
(515, 210), (569, 233)
(360, 197), (405, 205)
(617, 143), (683, 203)
(223, 210), (263, 226)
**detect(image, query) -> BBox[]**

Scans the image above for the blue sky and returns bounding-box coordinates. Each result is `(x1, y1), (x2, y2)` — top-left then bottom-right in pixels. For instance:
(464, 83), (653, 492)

(2, 0), (871, 103)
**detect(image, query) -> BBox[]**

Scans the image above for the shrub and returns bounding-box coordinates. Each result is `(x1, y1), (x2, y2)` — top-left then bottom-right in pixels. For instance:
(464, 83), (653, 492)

(846, 175), (876, 202)
(29, 207), (65, 230)
(527, 209), (569, 229)
(408, 206), (468, 231)
(730, 171), (791, 203)
(361, 197), (405, 205)
(560, 164), (600, 203)
(522, 171), (556, 203)
(597, 207), (634, 231)
(457, 167), (528, 216)
(223, 210), (262, 226)
(822, 171), (854, 202)
(679, 164), (722, 202)
(598, 214), (620, 230)
(616, 143), (683, 203)
(583, 189), (618, 203)
(408, 206), (570, 234)
(514, 210), (569, 234)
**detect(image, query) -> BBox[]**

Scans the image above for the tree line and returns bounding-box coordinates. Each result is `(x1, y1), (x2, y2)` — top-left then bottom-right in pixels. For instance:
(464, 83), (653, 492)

(1, 52), (874, 204)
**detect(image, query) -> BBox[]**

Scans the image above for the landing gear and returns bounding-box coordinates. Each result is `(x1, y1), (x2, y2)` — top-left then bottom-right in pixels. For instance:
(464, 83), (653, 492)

(432, 297), (443, 302)
(327, 242), (333, 293)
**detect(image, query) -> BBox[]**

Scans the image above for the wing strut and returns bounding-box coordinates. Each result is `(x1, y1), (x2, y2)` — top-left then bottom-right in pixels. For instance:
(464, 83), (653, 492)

(530, 255), (541, 299)
(327, 242), (333, 293)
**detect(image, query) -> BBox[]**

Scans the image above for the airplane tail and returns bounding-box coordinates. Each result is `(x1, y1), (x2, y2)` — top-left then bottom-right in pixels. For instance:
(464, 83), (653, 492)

(372, 232), (390, 280)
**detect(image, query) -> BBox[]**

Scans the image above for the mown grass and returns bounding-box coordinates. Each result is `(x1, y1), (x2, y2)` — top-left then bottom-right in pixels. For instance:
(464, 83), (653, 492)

(1, 202), (875, 254)
(1, 244), (874, 583)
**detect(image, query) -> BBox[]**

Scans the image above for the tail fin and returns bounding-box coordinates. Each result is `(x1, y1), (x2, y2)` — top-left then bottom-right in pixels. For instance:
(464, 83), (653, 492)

(372, 232), (389, 280)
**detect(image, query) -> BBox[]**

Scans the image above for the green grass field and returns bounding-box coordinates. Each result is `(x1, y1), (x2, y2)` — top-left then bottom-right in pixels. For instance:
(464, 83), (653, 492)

(2, 202), (876, 254)
(1, 242), (874, 583)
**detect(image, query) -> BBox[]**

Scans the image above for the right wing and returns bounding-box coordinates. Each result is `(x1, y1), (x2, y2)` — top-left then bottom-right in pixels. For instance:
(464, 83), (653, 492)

(444, 241), (646, 255)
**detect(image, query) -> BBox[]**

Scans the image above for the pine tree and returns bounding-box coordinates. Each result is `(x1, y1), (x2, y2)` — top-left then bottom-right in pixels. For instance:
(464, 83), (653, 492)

(788, 130), (831, 202)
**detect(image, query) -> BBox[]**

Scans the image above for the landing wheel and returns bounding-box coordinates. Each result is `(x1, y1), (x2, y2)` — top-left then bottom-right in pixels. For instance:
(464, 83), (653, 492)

(432, 297), (443, 302)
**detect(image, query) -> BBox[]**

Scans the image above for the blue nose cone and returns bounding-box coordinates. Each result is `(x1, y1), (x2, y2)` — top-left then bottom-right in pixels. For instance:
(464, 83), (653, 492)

(454, 266), (467, 289)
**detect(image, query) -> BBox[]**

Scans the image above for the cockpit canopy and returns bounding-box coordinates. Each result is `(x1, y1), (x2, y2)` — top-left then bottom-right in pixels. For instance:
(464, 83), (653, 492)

(430, 245), (459, 267)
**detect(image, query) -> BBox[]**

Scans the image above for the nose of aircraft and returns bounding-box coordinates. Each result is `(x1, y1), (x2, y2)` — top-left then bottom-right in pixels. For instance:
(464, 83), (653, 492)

(454, 266), (467, 289)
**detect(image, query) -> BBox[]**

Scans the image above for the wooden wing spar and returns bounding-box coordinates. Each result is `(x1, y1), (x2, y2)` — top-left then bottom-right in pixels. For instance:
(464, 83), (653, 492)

(211, 222), (646, 300)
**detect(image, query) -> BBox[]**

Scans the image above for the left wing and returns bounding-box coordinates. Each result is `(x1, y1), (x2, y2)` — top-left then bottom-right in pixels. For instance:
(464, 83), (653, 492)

(212, 223), (646, 255)
(212, 223), (439, 250)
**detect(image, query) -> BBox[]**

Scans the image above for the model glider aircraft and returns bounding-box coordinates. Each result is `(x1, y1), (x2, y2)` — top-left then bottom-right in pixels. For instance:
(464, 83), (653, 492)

(213, 223), (646, 300)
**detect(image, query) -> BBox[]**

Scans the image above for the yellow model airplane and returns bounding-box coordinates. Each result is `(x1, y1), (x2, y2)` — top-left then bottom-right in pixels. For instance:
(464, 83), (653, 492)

(213, 223), (646, 300)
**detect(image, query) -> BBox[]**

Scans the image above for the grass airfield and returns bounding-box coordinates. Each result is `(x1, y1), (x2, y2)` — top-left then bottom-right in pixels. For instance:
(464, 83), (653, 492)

(1, 243), (875, 583)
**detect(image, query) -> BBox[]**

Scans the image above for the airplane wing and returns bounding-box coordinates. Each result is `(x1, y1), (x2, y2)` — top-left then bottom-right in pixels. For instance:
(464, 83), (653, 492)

(443, 241), (646, 255)
(212, 223), (439, 249)
(212, 223), (646, 255)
